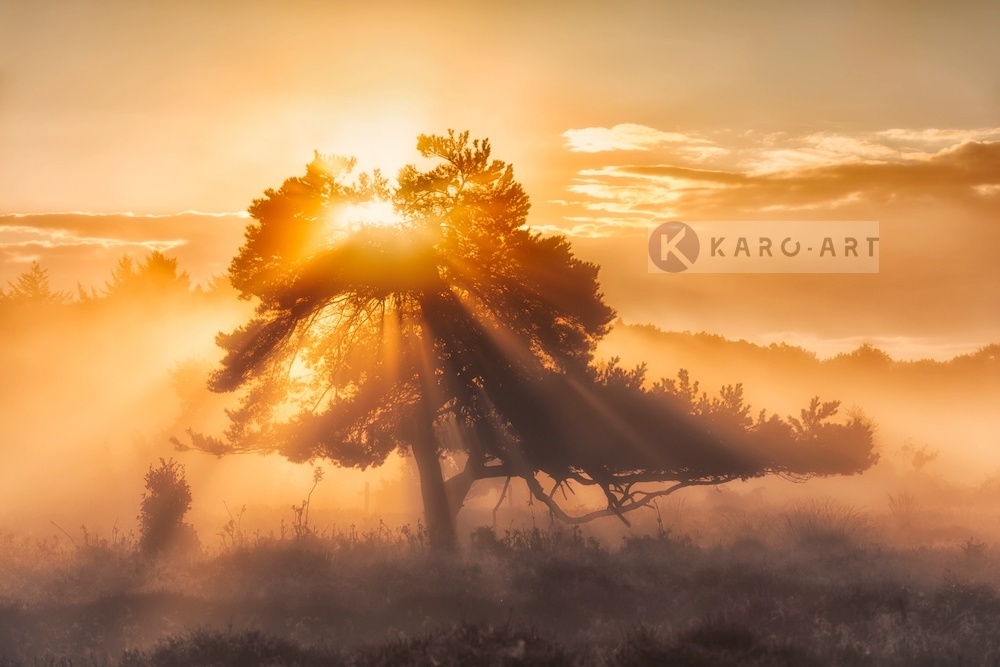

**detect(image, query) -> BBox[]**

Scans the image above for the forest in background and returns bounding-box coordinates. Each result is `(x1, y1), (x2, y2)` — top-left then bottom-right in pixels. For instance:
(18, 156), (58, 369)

(0, 253), (997, 542)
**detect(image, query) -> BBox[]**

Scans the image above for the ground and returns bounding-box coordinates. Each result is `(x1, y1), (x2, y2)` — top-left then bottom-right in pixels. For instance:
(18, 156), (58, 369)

(2, 494), (1000, 666)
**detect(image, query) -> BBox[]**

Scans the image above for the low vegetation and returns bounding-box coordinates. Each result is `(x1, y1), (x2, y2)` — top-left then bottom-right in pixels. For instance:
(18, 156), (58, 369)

(2, 498), (1000, 666)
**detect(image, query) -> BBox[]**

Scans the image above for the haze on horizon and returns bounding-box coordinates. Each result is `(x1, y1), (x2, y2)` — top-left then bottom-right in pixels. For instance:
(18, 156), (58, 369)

(2, 1), (998, 360)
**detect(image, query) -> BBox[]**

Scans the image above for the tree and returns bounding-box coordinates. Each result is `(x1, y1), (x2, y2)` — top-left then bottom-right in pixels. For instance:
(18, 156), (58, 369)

(103, 251), (192, 300)
(138, 458), (198, 555)
(194, 131), (876, 549)
(3, 261), (68, 305)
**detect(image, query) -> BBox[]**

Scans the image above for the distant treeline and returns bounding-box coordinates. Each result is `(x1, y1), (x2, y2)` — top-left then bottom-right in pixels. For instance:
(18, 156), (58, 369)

(2, 252), (995, 378)
(608, 323), (999, 381)
(0, 252), (234, 310)
(0, 251), (245, 451)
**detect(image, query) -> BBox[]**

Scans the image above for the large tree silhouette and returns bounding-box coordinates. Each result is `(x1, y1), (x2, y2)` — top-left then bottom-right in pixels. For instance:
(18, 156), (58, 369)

(198, 131), (876, 549)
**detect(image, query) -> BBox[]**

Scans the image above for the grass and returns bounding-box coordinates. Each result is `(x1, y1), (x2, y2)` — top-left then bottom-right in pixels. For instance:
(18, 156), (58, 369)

(2, 503), (1000, 666)
(782, 499), (872, 549)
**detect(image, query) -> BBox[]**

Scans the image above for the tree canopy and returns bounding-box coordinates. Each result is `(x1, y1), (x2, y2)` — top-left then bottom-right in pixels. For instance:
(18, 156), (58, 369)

(199, 130), (877, 549)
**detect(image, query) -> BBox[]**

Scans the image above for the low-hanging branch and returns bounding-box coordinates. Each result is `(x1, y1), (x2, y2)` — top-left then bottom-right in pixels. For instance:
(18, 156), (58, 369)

(521, 475), (696, 527)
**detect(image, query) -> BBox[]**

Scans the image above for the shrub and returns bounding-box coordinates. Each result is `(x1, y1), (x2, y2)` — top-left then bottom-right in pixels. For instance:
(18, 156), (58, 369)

(783, 499), (871, 549)
(137, 458), (199, 556)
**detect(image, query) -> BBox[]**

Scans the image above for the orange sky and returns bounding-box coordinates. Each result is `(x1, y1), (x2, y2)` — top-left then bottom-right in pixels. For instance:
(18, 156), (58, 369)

(1, 1), (998, 358)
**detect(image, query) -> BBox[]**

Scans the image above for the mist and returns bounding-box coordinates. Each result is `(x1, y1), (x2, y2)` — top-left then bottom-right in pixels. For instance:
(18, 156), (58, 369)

(0, 256), (413, 544)
(3, 253), (995, 544)
(599, 324), (999, 484)
(2, 250), (1000, 664)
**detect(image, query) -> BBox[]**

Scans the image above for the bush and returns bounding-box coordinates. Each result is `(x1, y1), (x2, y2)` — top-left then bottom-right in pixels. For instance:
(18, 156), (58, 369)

(783, 499), (871, 549)
(137, 458), (199, 556)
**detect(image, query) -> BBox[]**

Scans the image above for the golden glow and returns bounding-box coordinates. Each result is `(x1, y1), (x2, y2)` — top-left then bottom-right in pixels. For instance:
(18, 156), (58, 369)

(341, 201), (401, 229)
(321, 106), (428, 177)
(318, 201), (403, 247)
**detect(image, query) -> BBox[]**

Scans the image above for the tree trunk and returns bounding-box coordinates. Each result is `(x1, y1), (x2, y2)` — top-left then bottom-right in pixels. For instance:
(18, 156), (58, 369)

(410, 406), (457, 551)
(444, 466), (475, 524)
(412, 296), (465, 550)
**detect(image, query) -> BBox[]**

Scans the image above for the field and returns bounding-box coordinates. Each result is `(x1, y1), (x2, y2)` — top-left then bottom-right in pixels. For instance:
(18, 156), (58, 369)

(3, 492), (1000, 666)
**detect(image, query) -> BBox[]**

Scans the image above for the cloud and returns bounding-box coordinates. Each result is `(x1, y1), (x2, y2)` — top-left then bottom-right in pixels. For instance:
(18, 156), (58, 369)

(692, 140), (1000, 213)
(553, 126), (1000, 226)
(548, 127), (1000, 359)
(530, 214), (657, 239)
(744, 133), (903, 174)
(588, 165), (747, 185)
(0, 212), (248, 291)
(2, 210), (250, 220)
(561, 123), (711, 153)
(0, 225), (187, 252)
(877, 127), (1000, 145)
(676, 145), (732, 162)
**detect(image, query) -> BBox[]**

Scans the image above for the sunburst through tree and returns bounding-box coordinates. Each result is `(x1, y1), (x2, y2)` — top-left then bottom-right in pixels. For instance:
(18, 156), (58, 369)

(185, 130), (877, 549)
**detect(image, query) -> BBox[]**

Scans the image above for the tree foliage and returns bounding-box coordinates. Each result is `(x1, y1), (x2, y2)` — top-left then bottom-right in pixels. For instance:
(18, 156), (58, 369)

(201, 130), (877, 547)
(504, 362), (876, 524)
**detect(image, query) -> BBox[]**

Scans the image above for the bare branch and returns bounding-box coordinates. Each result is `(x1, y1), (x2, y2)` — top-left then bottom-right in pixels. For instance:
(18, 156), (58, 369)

(521, 474), (700, 526)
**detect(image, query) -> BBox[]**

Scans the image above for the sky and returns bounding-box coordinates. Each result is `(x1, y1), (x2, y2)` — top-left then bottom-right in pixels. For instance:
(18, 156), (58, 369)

(2, 0), (999, 359)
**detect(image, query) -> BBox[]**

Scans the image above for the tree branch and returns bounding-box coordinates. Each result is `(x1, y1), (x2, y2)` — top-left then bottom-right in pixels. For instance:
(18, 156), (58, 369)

(521, 474), (698, 526)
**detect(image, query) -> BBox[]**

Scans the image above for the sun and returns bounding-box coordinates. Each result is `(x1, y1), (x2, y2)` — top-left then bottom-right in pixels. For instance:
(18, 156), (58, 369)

(322, 200), (402, 241)
(340, 201), (400, 228)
